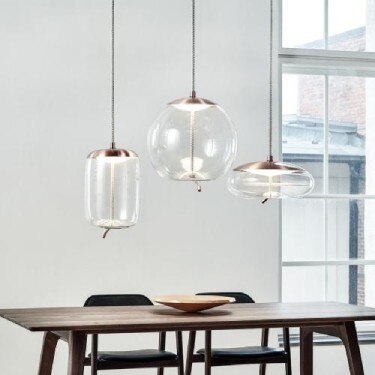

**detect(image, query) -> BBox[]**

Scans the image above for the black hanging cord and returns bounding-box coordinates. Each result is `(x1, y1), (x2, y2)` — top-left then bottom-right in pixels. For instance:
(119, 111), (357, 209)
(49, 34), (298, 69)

(111, 0), (115, 149)
(191, 0), (196, 98)
(268, 0), (273, 160)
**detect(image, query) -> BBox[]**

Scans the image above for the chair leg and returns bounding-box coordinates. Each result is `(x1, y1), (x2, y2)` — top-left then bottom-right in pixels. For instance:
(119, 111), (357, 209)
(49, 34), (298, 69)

(283, 328), (292, 375)
(205, 331), (212, 375)
(157, 332), (166, 375)
(285, 362), (292, 375)
(176, 331), (184, 375)
(91, 334), (98, 375)
(185, 331), (196, 375)
(259, 328), (269, 375)
(259, 364), (266, 375)
(261, 328), (269, 346)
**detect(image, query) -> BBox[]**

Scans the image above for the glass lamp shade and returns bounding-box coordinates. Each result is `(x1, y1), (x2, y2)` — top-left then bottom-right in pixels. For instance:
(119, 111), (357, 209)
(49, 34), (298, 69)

(228, 159), (314, 199)
(85, 148), (140, 229)
(147, 97), (237, 181)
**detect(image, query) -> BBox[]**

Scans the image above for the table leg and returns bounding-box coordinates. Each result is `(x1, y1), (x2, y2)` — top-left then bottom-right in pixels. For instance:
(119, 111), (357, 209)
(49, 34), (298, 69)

(205, 331), (212, 375)
(302, 323), (364, 375)
(67, 332), (87, 375)
(38, 331), (60, 375)
(185, 331), (196, 375)
(339, 322), (364, 375)
(300, 327), (313, 375)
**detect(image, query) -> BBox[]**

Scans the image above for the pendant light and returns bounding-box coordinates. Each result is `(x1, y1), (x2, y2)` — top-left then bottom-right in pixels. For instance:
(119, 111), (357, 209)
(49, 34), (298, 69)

(227, 0), (314, 203)
(85, 0), (140, 238)
(147, 0), (237, 192)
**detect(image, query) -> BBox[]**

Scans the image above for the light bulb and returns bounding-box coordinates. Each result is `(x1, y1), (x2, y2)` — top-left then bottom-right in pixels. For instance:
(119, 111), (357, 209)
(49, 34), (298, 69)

(250, 169), (298, 177)
(97, 156), (138, 165)
(181, 157), (204, 172)
(171, 103), (213, 112)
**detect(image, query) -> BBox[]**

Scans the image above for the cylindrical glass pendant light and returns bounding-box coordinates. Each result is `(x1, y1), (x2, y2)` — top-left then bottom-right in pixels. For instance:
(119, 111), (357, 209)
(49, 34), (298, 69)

(228, 0), (314, 202)
(85, 0), (140, 238)
(148, 0), (237, 192)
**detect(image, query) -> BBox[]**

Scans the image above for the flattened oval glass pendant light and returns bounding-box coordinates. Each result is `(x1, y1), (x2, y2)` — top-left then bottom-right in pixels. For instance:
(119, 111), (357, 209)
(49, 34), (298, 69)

(148, 0), (237, 191)
(228, 156), (314, 201)
(85, 0), (139, 238)
(227, 0), (314, 202)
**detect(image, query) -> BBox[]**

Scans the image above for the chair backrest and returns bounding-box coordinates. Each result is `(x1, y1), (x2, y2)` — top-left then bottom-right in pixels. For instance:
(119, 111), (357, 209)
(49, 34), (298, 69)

(196, 292), (255, 304)
(84, 294), (153, 307)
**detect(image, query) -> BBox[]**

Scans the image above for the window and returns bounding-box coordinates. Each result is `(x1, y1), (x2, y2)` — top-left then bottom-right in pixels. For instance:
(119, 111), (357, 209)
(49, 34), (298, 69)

(279, 0), (375, 335)
(282, 0), (369, 52)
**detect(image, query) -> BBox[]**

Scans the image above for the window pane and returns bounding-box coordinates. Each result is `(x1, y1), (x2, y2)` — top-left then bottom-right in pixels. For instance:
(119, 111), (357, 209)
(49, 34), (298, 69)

(365, 265), (375, 307)
(283, 266), (326, 302)
(282, 0), (324, 49)
(282, 73), (324, 194)
(328, 75), (373, 194)
(283, 199), (375, 262)
(365, 200), (375, 261)
(282, 0), (375, 52)
(330, 198), (375, 262)
(326, 200), (364, 260)
(283, 69), (375, 195)
(282, 199), (325, 262)
(328, 0), (367, 51)
(283, 265), (375, 306)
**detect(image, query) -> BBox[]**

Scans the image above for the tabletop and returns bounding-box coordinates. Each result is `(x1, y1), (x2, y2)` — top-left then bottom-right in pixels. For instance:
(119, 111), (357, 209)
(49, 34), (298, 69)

(1, 302), (375, 334)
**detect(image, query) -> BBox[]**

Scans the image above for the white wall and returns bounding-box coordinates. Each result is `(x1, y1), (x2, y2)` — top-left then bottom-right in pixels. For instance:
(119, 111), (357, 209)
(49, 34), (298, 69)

(0, 0), (282, 374)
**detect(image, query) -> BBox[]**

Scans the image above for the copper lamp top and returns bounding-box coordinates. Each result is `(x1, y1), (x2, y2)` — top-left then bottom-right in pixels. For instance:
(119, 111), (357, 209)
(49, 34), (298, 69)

(234, 159), (304, 173)
(87, 148), (138, 159)
(168, 96), (216, 107)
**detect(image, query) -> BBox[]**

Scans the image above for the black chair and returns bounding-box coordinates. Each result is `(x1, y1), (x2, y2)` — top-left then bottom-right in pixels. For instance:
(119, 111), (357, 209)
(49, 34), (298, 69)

(84, 294), (184, 375)
(185, 292), (292, 375)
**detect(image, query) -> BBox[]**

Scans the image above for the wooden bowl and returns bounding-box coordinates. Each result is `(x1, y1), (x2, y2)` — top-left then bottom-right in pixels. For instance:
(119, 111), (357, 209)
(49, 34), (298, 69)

(153, 295), (235, 313)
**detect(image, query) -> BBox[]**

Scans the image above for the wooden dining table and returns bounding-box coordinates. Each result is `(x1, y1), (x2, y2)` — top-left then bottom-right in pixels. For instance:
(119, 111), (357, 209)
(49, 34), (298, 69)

(0, 301), (375, 375)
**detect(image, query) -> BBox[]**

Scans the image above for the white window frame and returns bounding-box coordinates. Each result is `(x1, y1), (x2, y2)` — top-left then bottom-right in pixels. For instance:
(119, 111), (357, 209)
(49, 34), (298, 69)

(276, 0), (375, 326)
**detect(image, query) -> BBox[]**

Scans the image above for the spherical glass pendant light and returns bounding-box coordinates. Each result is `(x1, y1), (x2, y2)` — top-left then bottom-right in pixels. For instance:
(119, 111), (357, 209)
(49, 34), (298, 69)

(227, 0), (314, 203)
(85, 0), (140, 238)
(148, 0), (237, 192)
(148, 96), (236, 184)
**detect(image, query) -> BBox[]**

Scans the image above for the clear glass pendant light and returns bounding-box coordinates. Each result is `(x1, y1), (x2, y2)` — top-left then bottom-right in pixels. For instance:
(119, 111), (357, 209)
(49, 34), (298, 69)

(147, 0), (237, 192)
(85, 0), (140, 238)
(228, 0), (314, 203)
